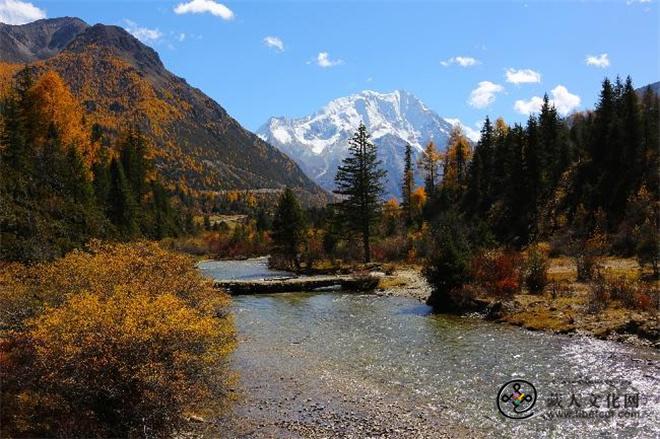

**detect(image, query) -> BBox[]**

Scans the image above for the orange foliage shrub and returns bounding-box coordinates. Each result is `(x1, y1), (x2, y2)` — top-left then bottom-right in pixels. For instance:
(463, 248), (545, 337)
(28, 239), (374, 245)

(0, 242), (235, 438)
(470, 249), (522, 297)
(205, 224), (270, 259)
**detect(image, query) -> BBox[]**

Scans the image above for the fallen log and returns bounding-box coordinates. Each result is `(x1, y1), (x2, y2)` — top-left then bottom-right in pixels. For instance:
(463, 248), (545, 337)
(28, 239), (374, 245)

(214, 274), (379, 295)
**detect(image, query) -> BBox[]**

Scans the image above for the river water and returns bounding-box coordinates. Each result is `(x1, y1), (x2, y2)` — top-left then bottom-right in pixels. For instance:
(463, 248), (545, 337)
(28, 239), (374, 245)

(199, 258), (659, 438)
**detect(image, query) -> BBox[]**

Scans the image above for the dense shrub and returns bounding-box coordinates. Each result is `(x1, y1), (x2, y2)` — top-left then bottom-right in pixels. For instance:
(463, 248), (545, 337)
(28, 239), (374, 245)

(470, 249), (522, 297)
(302, 229), (326, 268)
(371, 235), (410, 262)
(609, 276), (659, 312)
(523, 245), (550, 294)
(586, 274), (658, 314)
(574, 230), (608, 282)
(424, 212), (473, 311)
(0, 242), (236, 438)
(205, 223), (270, 259)
(634, 219), (659, 277)
(586, 274), (610, 314)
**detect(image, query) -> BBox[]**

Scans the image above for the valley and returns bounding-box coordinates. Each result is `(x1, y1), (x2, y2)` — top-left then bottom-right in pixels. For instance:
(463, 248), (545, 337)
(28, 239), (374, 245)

(1, 4), (658, 439)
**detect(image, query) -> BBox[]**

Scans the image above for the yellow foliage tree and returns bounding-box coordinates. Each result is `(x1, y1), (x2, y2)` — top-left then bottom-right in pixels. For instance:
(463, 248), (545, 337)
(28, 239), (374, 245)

(27, 70), (97, 167)
(418, 141), (442, 195)
(411, 186), (427, 219)
(442, 126), (472, 191)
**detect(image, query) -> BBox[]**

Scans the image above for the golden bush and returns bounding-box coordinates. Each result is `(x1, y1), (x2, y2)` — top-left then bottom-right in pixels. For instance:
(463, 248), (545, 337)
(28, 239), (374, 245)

(0, 242), (235, 437)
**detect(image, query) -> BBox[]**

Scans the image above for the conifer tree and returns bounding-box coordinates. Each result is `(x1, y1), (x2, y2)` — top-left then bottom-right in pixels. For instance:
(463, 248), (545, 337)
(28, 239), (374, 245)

(108, 158), (139, 238)
(401, 143), (414, 227)
(334, 123), (386, 263)
(92, 148), (112, 211)
(148, 180), (179, 239)
(640, 86), (660, 198)
(119, 128), (149, 201)
(464, 117), (494, 216)
(538, 94), (561, 191)
(271, 187), (306, 269)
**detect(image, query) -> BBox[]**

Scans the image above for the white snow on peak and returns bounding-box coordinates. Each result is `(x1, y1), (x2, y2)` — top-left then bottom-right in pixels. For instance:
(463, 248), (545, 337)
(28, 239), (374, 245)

(257, 90), (470, 198)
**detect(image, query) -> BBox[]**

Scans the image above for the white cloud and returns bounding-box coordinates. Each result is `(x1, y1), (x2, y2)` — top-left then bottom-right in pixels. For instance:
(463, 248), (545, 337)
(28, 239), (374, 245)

(441, 56), (479, 68)
(123, 19), (163, 43)
(505, 68), (541, 84)
(263, 36), (284, 52)
(514, 96), (544, 115)
(445, 118), (481, 142)
(177, 32), (186, 42)
(316, 52), (343, 68)
(173, 0), (234, 20)
(551, 85), (581, 115)
(468, 81), (504, 108)
(0, 0), (45, 25)
(626, 0), (652, 4)
(514, 85), (581, 116)
(585, 53), (610, 68)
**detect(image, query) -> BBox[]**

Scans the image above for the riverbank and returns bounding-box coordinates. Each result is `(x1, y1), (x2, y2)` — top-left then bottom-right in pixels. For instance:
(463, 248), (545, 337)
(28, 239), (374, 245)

(375, 262), (659, 348)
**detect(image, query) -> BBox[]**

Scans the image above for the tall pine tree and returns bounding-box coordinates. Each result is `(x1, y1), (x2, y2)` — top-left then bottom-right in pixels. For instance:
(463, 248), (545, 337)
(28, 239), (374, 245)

(401, 143), (414, 227)
(334, 123), (386, 263)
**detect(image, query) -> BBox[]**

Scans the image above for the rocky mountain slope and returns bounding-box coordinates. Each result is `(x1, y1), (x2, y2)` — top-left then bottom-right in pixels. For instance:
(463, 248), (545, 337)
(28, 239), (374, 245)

(0, 18), (326, 203)
(257, 90), (460, 198)
(636, 81), (660, 96)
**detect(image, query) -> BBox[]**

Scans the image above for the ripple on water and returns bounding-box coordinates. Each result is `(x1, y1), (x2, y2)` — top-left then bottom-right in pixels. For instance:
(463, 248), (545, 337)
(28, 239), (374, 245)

(201, 259), (660, 438)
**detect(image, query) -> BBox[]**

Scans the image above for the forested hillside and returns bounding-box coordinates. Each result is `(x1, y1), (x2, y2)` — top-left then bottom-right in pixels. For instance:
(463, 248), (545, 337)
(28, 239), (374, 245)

(0, 67), (190, 261)
(0, 18), (326, 204)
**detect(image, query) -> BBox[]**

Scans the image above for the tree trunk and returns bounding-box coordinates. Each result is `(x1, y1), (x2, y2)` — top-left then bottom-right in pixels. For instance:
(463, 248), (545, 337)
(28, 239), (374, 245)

(363, 228), (370, 263)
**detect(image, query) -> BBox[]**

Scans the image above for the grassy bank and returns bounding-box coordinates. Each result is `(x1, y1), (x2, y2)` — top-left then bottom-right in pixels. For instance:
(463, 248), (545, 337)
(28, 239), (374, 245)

(377, 256), (658, 346)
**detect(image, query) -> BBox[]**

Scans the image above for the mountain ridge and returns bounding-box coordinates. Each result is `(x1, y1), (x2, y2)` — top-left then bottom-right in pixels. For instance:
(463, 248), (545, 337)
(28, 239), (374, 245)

(0, 17), (327, 204)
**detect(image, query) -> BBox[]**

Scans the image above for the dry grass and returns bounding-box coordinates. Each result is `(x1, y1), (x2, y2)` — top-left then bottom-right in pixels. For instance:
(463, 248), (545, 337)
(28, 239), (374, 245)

(378, 275), (409, 289)
(546, 256), (646, 283)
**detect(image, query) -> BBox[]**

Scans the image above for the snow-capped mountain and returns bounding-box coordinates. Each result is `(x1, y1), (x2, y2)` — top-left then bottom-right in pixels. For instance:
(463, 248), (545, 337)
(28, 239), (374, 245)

(257, 90), (466, 198)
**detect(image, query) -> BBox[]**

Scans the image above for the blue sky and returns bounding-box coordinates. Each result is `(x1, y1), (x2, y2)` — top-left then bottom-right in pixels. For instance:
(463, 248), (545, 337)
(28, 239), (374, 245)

(2, 0), (658, 135)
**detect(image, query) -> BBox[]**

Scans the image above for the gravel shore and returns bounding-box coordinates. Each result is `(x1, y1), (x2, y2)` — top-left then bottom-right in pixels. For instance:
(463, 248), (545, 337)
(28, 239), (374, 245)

(375, 267), (433, 303)
(214, 339), (476, 439)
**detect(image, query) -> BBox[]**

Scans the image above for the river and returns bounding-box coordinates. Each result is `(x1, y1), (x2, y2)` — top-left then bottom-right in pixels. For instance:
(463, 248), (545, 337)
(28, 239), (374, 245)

(199, 258), (659, 438)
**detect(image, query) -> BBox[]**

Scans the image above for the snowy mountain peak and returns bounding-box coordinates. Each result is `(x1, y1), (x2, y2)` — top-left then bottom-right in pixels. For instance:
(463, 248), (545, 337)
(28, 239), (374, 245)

(257, 90), (458, 198)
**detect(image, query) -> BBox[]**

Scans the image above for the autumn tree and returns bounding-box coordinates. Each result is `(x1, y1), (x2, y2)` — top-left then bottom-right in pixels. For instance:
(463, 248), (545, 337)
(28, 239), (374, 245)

(418, 141), (442, 197)
(0, 68), (184, 260)
(410, 187), (427, 224)
(382, 198), (401, 236)
(334, 123), (387, 263)
(442, 126), (472, 192)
